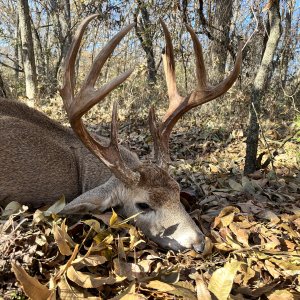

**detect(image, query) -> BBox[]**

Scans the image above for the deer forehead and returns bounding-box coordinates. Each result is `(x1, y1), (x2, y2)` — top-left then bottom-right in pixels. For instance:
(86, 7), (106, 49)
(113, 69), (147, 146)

(136, 164), (180, 189)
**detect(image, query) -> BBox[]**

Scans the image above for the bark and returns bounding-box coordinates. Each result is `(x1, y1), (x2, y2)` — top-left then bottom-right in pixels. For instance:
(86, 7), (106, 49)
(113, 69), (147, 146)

(14, 16), (20, 84)
(18, 0), (37, 100)
(0, 72), (7, 98)
(32, 22), (46, 80)
(281, 0), (295, 88)
(50, 0), (72, 85)
(134, 0), (157, 85)
(244, 0), (282, 175)
(210, 0), (233, 84)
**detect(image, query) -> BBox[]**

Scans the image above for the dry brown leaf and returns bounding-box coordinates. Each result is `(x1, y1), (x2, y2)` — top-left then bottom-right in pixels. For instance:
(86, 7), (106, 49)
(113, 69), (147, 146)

(228, 179), (243, 192)
(190, 272), (212, 300)
(270, 258), (300, 276)
(284, 240), (296, 251)
(209, 164), (220, 173)
(229, 222), (249, 247)
(57, 276), (97, 299)
(138, 259), (154, 273)
(257, 210), (280, 224)
(109, 282), (146, 300)
(279, 223), (299, 238)
(53, 220), (73, 256)
(146, 280), (197, 299)
(66, 265), (119, 288)
(12, 262), (51, 300)
(202, 237), (214, 256)
(114, 257), (144, 280)
(213, 206), (240, 228)
(293, 218), (300, 228)
(43, 195), (65, 216)
(110, 209), (119, 226)
(1, 201), (22, 216)
(53, 244), (79, 281)
(208, 259), (241, 300)
(264, 260), (281, 279)
(241, 265), (256, 285)
(238, 200), (262, 214)
(267, 289), (294, 300)
(83, 219), (102, 233)
(72, 255), (107, 269)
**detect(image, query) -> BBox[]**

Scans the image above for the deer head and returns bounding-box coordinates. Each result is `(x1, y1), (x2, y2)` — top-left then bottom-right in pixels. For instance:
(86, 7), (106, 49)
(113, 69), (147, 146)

(60, 15), (242, 251)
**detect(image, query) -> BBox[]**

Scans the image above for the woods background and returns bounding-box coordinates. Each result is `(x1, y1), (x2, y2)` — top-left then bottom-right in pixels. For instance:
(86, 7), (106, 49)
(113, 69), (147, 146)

(0, 0), (299, 176)
(1, 1), (300, 299)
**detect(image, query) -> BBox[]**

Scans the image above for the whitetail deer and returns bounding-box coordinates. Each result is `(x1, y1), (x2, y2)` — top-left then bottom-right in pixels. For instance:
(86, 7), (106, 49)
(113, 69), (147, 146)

(0, 15), (242, 251)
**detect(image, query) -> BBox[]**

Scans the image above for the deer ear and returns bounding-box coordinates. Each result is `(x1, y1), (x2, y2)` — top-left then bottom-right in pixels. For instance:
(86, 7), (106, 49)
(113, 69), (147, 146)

(60, 201), (99, 215)
(60, 178), (121, 215)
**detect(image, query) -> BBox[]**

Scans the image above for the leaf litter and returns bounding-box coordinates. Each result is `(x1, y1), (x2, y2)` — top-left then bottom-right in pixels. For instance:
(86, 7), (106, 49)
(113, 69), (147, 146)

(0, 106), (299, 299)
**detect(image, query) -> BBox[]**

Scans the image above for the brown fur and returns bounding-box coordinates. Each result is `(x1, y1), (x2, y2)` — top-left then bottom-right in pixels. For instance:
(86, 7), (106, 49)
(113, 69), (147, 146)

(0, 97), (204, 251)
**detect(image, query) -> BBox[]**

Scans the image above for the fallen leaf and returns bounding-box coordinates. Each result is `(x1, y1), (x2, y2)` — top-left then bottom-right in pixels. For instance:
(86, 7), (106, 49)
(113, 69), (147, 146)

(12, 262), (51, 300)
(2, 201), (22, 216)
(208, 259), (241, 300)
(268, 289), (294, 300)
(146, 280), (197, 299)
(44, 195), (66, 216)
(67, 265), (119, 288)
(53, 220), (73, 256)
(190, 272), (211, 300)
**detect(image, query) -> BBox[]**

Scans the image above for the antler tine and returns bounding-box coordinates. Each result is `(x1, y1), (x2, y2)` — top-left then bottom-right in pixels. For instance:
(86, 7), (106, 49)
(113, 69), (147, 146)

(186, 25), (208, 89)
(70, 68), (134, 122)
(81, 23), (135, 91)
(60, 16), (140, 186)
(69, 23), (136, 121)
(150, 22), (242, 167)
(61, 14), (99, 110)
(110, 101), (120, 149)
(208, 43), (242, 101)
(159, 19), (181, 105)
(148, 20), (184, 167)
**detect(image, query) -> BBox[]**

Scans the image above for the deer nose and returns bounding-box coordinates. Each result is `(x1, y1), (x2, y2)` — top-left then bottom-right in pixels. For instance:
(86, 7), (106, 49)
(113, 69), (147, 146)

(193, 240), (205, 253)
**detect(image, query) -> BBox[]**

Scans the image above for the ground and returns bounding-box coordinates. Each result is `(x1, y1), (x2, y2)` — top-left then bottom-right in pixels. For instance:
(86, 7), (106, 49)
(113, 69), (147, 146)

(0, 97), (299, 299)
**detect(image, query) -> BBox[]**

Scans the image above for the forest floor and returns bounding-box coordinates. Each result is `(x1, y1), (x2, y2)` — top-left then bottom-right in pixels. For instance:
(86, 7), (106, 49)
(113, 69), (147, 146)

(0, 98), (299, 299)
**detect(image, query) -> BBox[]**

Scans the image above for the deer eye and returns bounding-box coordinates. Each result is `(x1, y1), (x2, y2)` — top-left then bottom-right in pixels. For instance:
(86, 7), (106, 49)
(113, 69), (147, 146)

(136, 202), (152, 212)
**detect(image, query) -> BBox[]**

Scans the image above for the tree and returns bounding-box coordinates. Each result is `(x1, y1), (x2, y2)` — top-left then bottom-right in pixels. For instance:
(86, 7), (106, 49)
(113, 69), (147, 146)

(0, 71), (7, 98)
(18, 0), (37, 100)
(210, 0), (233, 84)
(134, 0), (157, 85)
(244, 0), (282, 175)
(280, 0), (295, 88)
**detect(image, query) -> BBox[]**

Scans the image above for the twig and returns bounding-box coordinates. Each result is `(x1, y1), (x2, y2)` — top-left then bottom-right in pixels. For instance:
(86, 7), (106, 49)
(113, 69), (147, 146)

(242, 6), (260, 51)
(0, 61), (23, 72)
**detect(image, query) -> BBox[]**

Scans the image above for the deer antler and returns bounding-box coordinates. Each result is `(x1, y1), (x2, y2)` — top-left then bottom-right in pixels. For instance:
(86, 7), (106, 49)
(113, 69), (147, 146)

(150, 19), (243, 168)
(60, 14), (140, 186)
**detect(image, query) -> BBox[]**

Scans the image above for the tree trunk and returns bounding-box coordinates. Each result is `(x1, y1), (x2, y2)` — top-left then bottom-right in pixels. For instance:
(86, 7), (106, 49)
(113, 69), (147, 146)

(244, 0), (282, 175)
(50, 0), (72, 87)
(281, 0), (295, 88)
(14, 16), (20, 85)
(210, 0), (233, 84)
(0, 72), (7, 98)
(32, 23), (46, 81)
(134, 0), (157, 85)
(18, 0), (37, 100)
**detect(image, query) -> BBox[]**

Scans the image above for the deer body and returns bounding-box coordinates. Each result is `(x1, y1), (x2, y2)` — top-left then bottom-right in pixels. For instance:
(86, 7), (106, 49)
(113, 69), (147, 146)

(0, 97), (140, 207)
(0, 98), (203, 250)
(0, 15), (242, 252)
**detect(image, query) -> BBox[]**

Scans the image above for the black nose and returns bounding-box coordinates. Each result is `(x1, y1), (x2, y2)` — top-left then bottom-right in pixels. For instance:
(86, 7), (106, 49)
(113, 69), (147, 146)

(193, 240), (205, 253)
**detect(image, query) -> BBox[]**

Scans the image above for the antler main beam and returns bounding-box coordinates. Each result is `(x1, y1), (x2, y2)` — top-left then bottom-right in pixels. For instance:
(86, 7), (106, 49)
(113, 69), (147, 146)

(60, 14), (140, 186)
(150, 19), (243, 168)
